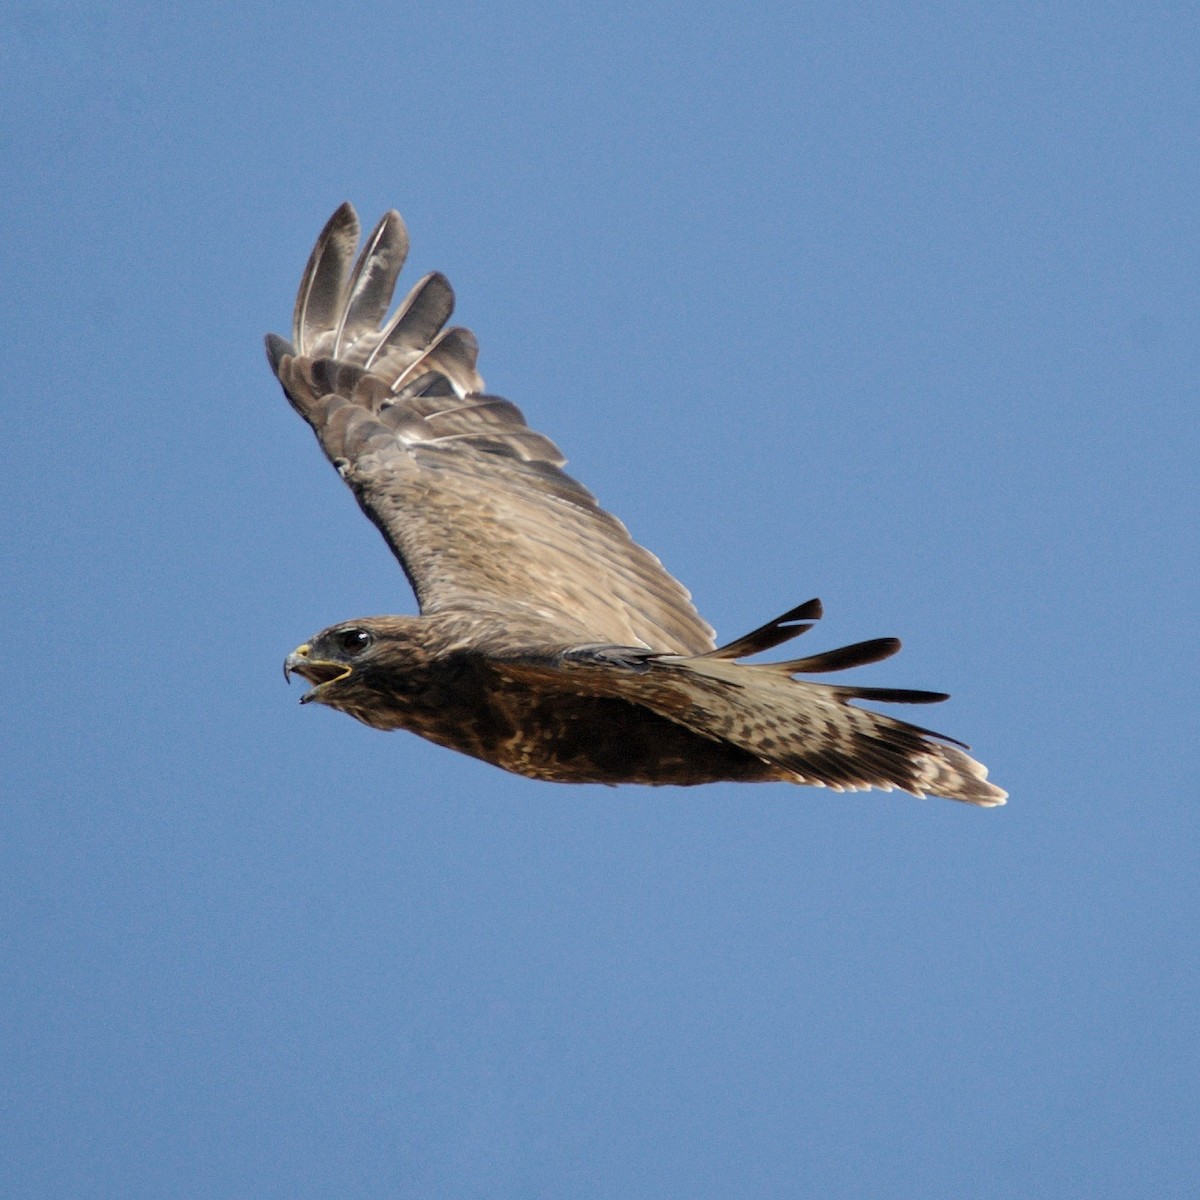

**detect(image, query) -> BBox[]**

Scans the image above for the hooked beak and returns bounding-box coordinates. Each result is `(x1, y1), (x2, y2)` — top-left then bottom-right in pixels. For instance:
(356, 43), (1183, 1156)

(283, 643), (308, 684)
(283, 643), (353, 703)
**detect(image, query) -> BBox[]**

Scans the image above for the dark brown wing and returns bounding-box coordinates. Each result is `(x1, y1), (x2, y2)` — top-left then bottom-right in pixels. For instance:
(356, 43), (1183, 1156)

(266, 204), (714, 654)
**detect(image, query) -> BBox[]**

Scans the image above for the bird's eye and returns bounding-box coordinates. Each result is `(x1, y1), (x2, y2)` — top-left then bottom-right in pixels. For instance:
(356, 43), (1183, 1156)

(336, 628), (373, 655)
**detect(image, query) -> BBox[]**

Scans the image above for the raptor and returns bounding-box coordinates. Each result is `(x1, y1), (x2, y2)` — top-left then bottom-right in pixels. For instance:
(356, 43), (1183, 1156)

(268, 205), (1004, 804)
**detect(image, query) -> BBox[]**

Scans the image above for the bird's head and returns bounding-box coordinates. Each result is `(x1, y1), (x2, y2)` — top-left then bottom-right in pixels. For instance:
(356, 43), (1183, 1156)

(283, 616), (433, 723)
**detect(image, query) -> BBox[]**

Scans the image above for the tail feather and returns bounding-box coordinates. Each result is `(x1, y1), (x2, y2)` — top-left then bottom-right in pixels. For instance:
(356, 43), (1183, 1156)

(652, 605), (1005, 805)
(682, 658), (1004, 804)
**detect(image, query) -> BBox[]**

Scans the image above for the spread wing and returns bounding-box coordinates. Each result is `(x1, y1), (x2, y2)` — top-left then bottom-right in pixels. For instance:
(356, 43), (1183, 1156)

(267, 204), (714, 654)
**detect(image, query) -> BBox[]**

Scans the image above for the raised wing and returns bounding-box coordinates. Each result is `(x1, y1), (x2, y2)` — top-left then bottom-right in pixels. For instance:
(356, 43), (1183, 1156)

(267, 204), (714, 654)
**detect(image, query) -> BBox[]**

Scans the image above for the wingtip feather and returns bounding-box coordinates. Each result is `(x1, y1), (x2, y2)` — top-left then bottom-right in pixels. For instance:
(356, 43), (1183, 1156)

(333, 210), (411, 357)
(708, 598), (823, 660)
(293, 203), (361, 352)
(264, 333), (293, 374)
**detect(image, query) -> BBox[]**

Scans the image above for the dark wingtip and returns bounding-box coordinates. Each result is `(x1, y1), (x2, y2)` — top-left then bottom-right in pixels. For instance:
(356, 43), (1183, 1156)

(426, 270), (457, 312)
(849, 687), (951, 705)
(327, 200), (358, 230)
(707, 597), (824, 661)
(265, 333), (294, 373)
(294, 204), (362, 352)
(781, 636), (903, 676)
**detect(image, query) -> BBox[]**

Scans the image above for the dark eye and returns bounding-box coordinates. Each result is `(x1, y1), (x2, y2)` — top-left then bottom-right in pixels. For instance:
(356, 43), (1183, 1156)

(336, 628), (373, 655)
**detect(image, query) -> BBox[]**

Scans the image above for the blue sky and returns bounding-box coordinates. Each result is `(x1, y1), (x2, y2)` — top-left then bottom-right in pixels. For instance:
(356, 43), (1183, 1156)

(2, 2), (1197, 1196)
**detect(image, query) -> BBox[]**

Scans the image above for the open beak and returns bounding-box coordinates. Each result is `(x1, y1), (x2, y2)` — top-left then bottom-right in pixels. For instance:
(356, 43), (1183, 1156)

(283, 643), (353, 702)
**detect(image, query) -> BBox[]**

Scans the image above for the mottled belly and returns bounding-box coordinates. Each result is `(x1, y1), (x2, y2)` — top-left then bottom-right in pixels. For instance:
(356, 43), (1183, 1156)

(424, 687), (779, 787)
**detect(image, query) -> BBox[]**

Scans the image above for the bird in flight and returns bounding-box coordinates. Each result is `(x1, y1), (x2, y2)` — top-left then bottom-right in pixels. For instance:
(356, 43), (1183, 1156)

(268, 204), (1004, 805)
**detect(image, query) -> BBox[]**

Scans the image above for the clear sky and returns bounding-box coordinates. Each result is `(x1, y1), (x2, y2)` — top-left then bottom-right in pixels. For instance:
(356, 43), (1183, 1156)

(3, 2), (1197, 1197)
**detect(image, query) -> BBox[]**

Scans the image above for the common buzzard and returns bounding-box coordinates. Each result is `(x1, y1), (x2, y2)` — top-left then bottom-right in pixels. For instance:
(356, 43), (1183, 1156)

(268, 204), (1004, 805)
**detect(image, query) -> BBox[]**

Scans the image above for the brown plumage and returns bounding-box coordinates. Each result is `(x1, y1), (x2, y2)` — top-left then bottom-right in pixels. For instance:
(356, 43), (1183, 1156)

(270, 204), (1005, 805)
